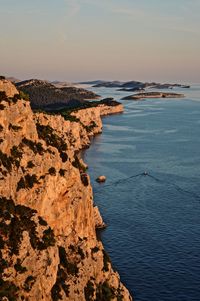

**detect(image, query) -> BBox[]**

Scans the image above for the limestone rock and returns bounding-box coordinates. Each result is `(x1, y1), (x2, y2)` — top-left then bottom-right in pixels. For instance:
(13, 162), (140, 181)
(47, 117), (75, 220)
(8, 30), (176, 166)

(0, 80), (132, 301)
(0, 79), (19, 97)
(93, 206), (107, 229)
(96, 175), (107, 183)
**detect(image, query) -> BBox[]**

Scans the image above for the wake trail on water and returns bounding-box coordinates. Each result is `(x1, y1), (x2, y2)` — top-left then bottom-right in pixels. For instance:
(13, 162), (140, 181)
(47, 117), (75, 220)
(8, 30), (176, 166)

(94, 172), (200, 201)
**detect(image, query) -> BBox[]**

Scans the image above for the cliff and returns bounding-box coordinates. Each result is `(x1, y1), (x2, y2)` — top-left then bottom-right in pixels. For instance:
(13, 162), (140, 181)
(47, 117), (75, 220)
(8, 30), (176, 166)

(0, 80), (132, 301)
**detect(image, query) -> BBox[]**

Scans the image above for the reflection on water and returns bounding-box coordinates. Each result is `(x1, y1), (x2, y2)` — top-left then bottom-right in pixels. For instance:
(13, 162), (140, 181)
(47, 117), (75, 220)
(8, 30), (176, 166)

(83, 85), (200, 301)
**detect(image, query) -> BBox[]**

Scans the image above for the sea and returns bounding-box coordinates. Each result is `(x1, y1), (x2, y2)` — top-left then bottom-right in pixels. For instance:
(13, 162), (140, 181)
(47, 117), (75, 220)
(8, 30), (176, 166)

(82, 84), (200, 301)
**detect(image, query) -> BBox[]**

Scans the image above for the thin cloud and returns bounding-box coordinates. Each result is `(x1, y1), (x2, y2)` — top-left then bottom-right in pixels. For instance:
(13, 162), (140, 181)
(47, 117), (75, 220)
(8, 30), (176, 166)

(64, 0), (81, 18)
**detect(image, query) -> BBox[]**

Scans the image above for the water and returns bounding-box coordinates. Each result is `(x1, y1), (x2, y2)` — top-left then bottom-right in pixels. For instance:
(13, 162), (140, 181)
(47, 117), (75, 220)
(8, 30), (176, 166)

(83, 85), (200, 301)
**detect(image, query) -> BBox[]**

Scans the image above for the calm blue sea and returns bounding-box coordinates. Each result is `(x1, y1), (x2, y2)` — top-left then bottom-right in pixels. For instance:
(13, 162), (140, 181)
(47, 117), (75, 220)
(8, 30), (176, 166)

(83, 85), (200, 301)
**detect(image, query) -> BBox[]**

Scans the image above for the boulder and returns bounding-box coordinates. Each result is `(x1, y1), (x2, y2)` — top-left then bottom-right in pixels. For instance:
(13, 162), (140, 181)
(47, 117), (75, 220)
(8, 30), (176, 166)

(96, 175), (106, 183)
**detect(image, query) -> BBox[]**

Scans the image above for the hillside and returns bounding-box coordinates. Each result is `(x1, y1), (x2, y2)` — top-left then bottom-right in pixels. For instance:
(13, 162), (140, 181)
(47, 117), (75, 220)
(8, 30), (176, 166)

(16, 79), (100, 109)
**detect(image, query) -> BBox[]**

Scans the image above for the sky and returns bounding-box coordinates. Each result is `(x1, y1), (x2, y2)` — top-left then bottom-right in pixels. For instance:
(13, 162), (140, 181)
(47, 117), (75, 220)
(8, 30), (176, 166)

(0, 0), (200, 82)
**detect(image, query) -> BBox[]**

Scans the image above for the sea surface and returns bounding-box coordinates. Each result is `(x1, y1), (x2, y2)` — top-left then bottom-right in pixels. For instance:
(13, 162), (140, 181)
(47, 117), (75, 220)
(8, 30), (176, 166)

(83, 84), (200, 301)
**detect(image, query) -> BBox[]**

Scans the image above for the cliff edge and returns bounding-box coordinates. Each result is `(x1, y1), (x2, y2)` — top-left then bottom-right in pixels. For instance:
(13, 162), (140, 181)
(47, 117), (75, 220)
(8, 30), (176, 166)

(0, 80), (132, 301)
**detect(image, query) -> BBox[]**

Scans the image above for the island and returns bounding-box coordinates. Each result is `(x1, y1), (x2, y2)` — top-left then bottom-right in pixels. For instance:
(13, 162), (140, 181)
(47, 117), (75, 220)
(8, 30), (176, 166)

(122, 91), (185, 100)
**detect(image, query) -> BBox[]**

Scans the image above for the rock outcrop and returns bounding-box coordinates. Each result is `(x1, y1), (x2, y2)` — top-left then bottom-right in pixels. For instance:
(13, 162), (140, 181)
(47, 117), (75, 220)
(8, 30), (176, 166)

(0, 80), (132, 301)
(0, 78), (19, 97)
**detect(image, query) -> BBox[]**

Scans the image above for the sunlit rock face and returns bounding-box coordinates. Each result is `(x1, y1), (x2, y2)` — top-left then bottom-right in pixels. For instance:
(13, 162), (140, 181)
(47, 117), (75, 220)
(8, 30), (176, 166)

(0, 80), (131, 301)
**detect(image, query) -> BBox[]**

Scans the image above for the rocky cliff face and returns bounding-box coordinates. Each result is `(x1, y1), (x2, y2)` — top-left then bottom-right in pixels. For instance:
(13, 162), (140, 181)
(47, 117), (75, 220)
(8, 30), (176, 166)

(0, 80), (132, 301)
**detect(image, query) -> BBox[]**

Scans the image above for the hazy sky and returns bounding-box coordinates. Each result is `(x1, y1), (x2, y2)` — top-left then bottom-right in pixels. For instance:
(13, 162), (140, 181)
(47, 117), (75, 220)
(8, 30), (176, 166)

(0, 0), (200, 82)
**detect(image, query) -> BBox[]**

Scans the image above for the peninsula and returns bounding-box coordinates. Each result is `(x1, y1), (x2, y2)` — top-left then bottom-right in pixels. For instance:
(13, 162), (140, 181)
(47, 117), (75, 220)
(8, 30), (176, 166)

(0, 78), (132, 301)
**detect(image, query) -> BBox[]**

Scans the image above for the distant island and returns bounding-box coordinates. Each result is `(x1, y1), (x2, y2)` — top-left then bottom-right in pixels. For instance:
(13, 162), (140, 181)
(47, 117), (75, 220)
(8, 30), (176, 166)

(80, 80), (190, 90)
(122, 91), (185, 100)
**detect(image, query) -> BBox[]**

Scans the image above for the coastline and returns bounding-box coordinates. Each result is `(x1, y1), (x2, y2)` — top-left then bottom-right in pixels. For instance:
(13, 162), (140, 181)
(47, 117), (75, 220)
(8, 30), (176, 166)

(0, 79), (132, 301)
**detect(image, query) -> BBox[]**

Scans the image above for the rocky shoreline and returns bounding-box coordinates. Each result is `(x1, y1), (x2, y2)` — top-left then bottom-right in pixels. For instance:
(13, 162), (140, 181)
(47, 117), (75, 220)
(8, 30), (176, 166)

(0, 79), (132, 301)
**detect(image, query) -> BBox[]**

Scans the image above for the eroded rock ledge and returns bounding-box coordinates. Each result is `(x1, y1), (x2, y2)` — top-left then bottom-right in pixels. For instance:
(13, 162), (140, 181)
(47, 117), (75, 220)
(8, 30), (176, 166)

(0, 80), (132, 301)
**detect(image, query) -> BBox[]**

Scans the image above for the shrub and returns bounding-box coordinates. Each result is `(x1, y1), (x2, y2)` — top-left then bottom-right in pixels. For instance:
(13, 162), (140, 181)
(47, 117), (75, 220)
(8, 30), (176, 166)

(0, 104), (5, 110)
(39, 227), (55, 249)
(0, 279), (19, 301)
(0, 124), (3, 132)
(23, 276), (36, 292)
(58, 246), (79, 276)
(22, 138), (44, 155)
(17, 174), (39, 191)
(51, 266), (69, 301)
(14, 259), (27, 274)
(60, 152), (68, 162)
(27, 161), (35, 168)
(96, 282), (115, 301)
(81, 174), (89, 186)
(91, 246), (99, 253)
(84, 121), (97, 133)
(0, 150), (12, 172)
(59, 169), (65, 177)
(84, 281), (95, 301)
(78, 246), (85, 260)
(9, 124), (22, 131)
(0, 197), (55, 255)
(10, 146), (23, 160)
(0, 91), (7, 101)
(0, 76), (5, 80)
(38, 216), (47, 226)
(72, 155), (87, 172)
(48, 167), (56, 176)
(102, 250), (110, 272)
(36, 123), (68, 160)
(16, 177), (26, 191)
(19, 91), (29, 101)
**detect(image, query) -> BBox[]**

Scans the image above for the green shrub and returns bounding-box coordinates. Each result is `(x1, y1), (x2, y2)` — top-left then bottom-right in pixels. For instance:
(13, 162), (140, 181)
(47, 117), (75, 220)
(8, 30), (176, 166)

(84, 281), (95, 301)
(10, 146), (23, 160)
(81, 174), (89, 186)
(14, 259), (27, 274)
(39, 227), (55, 249)
(22, 138), (44, 155)
(102, 250), (110, 272)
(0, 279), (19, 301)
(0, 197), (55, 256)
(91, 246), (99, 253)
(59, 246), (79, 276)
(0, 91), (7, 102)
(38, 216), (47, 226)
(17, 174), (39, 191)
(9, 124), (22, 131)
(19, 91), (29, 101)
(0, 150), (12, 172)
(0, 104), (5, 110)
(51, 266), (69, 301)
(72, 155), (86, 172)
(23, 276), (36, 292)
(96, 282), (115, 301)
(78, 246), (85, 260)
(84, 121), (97, 133)
(27, 161), (35, 168)
(59, 169), (65, 177)
(48, 167), (56, 176)
(60, 152), (68, 162)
